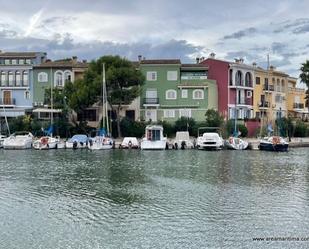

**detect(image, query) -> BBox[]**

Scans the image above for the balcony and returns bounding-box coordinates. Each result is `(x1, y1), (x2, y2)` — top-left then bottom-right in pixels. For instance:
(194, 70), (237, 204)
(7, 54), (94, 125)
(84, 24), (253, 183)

(229, 81), (253, 89)
(293, 103), (304, 109)
(143, 98), (159, 105)
(236, 99), (252, 106)
(263, 84), (274, 92)
(0, 98), (16, 106)
(259, 101), (270, 109)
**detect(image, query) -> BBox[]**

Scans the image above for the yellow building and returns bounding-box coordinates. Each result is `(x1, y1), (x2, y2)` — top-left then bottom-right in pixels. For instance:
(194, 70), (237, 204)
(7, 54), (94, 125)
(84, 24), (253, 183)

(287, 77), (308, 120)
(253, 65), (289, 124)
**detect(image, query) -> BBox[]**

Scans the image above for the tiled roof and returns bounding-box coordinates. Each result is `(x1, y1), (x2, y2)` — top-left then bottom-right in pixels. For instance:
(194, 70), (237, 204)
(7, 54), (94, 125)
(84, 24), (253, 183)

(181, 64), (208, 69)
(34, 60), (88, 68)
(140, 59), (181, 65)
(0, 52), (44, 58)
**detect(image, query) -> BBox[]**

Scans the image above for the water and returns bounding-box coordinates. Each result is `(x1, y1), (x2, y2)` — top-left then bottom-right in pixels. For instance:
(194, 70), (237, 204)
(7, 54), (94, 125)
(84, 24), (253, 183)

(0, 148), (309, 249)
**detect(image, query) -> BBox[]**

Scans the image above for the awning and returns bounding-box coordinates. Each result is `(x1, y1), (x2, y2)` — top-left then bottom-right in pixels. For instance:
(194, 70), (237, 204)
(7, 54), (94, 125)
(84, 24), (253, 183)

(32, 108), (62, 113)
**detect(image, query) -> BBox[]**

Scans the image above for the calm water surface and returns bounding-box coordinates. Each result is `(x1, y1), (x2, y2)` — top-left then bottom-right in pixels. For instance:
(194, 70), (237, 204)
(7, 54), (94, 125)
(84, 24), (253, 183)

(0, 148), (309, 248)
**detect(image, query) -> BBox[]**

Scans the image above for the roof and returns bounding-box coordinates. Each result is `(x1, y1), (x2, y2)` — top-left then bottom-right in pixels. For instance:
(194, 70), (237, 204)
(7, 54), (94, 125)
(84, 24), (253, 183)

(34, 60), (88, 69)
(140, 59), (181, 65)
(0, 52), (45, 58)
(181, 64), (209, 69)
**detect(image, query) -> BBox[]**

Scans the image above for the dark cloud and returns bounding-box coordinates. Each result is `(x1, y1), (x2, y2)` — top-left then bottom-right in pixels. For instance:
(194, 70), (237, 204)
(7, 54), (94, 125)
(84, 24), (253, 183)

(0, 29), (17, 38)
(271, 42), (286, 53)
(274, 18), (309, 34)
(222, 27), (257, 40)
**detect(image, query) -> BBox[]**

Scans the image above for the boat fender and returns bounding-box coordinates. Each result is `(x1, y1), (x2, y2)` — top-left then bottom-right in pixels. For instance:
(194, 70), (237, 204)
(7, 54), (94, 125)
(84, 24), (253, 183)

(181, 141), (186, 150)
(73, 141), (78, 149)
(112, 141), (116, 149)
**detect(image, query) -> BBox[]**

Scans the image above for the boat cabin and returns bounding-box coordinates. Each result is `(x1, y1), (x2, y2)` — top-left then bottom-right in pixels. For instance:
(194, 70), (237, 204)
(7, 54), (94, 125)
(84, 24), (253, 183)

(145, 125), (163, 141)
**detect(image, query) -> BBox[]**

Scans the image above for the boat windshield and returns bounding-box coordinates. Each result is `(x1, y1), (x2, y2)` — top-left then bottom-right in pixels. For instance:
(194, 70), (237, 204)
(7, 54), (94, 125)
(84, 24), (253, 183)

(147, 129), (161, 141)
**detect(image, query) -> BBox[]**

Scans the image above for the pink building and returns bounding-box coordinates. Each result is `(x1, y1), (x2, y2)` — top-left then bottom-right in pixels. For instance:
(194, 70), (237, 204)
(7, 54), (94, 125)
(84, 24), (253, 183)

(200, 54), (255, 121)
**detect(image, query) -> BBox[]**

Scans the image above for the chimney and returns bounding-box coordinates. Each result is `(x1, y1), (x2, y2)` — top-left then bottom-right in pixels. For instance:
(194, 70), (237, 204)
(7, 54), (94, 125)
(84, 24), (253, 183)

(239, 58), (244, 63)
(235, 58), (240, 63)
(269, 65), (275, 71)
(200, 56), (205, 62)
(196, 57), (200, 64)
(82, 59), (87, 63)
(72, 56), (78, 63)
(138, 55), (142, 62)
(209, 52), (216, 59)
(252, 62), (257, 67)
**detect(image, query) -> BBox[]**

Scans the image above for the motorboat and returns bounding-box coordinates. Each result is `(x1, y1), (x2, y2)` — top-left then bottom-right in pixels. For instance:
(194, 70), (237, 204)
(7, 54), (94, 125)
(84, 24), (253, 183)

(88, 136), (113, 150)
(259, 136), (289, 152)
(140, 125), (167, 150)
(56, 140), (66, 149)
(33, 136), (59, 150)
(66, 134), (88, 149)
(3, 131), (33, 149)
(225, 136), (249, 150)
(172, 131), (194, 149)
(120, 137), (139, 149)
(197, 132), (224, 150)
(0, 135), (6, 148)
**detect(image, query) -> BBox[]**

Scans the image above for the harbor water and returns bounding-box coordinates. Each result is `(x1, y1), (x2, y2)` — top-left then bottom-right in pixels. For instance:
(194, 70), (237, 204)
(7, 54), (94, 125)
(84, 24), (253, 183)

(0, 148), (309, 248)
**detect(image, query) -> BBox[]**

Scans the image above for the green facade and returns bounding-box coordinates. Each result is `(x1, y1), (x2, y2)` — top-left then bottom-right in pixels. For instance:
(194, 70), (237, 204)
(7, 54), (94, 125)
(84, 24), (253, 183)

(139, 62), (218, 123)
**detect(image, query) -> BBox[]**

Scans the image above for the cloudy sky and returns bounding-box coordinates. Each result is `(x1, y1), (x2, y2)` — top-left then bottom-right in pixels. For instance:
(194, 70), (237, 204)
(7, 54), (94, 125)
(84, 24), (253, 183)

(1, 0), (309, 78)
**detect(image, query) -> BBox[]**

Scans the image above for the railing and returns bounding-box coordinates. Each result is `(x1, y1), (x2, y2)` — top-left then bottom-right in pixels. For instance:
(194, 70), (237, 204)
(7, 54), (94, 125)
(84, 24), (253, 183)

(234, 80), (253, 88)
(237, 99), (252, 105)
(263, 84), (274, 91)
(259, 101), (270, 108)
(0, 98), (16, 105)
(143, 98), (159, 104)
(294, 103), (304, 109)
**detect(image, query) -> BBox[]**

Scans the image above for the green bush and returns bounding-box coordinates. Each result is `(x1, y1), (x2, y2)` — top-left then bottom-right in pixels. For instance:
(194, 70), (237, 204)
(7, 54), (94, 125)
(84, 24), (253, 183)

(120, 118), (146, 138)
(225, 120), (248, 137)
(294, 121), (308, 137)
(158, 120), (175, 137)
(174, 117), (196, 135)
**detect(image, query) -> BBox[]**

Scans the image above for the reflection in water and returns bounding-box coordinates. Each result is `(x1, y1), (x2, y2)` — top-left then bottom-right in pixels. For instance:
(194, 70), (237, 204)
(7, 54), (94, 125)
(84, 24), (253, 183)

(0, 148), (308, 248)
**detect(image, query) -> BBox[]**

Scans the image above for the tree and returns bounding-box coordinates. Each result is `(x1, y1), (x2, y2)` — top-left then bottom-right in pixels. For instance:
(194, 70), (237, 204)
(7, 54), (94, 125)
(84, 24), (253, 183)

(300, 60), (309, 113)
(174, 117), (196, 135)
(66, 56), (145, 137)
(205, 109), (224, 128)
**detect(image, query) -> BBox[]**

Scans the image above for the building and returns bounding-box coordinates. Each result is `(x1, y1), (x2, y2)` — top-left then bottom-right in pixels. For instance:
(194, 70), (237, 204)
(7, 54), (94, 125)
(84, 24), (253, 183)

(253, 65), (289, 123)
(139, 59), (218, 122)
(0, 51), (46, 117)
(287, 77), (308, 120)
(200, 54), (255, 120)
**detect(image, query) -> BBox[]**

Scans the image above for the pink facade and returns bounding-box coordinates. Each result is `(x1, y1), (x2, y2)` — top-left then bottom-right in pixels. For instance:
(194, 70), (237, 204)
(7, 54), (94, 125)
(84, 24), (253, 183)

(201, 58), (229, 118)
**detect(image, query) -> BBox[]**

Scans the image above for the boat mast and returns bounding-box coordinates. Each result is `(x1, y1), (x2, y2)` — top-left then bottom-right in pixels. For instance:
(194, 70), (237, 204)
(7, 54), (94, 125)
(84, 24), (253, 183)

(2, 105), (10, 135)
(234, 81), (238, 137)
(102, 63), (105, 131)
(259, 54), (269, 137)
(50, 68), (53, 137)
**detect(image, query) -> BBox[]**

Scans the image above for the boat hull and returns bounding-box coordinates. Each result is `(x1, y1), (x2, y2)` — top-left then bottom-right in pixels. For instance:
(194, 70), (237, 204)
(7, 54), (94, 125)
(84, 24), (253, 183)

(259, 142), (289, 152)
(140, 140), (167, 150)
(3, 142), (32, 150)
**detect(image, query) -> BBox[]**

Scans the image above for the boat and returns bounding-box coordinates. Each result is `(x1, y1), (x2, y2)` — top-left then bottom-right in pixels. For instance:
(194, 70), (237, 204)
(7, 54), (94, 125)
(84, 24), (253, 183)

(259, 136), (289, 152)
(196, 127), (224, 150)
(33, 136), (59, 150)
(140, 125), (167, 150)
(225, 136), (249, 150)
(120, 137), (139, 149)
(65, 134), (89, 149)
(0, 135), (6, 148)
(3, 131), (34, 149)
(88, 63), (114, 151)
(172, 131), (194, 149)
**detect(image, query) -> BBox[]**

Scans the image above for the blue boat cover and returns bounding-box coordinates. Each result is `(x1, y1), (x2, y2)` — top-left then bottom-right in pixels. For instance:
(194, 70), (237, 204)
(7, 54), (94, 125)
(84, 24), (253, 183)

(68, 134), (88, 143)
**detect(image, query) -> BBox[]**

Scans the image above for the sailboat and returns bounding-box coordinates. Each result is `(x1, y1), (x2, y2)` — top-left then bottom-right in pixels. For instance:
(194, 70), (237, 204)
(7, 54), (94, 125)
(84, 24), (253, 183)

(88, 63), (114, 150)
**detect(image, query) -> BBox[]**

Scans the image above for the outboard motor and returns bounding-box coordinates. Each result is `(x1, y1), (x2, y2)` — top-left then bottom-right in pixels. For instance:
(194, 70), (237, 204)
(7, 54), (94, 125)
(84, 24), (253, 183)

(73, 141), (78, 149)
(174, 142), (178, 150)
(89, 139), (93, 147)
(181, 141), (186, 150)
(165, 142), (169, 150)
(128, 140), (132, 149)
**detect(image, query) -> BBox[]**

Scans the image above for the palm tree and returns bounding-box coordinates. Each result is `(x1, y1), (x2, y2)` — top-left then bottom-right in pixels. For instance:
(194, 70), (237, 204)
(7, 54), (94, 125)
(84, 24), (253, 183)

(300, 60), (309, 113)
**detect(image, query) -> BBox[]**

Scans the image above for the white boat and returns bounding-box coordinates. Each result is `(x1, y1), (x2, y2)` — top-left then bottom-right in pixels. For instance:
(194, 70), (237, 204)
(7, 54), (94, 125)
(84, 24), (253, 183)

(33, 136), (59, 150)
(197, 132), (224, 150)
(88, 135), (113, 150)
(3, 131), (33, 149)
(140, 125), (167, 150)
(120, 137), (139, 149)
(225, 136), (249, 150)
(57, 140), (66, 149)
(0, 135), (6, 148)
(66, 134), (89, 149)
(172, 131), (194, 149)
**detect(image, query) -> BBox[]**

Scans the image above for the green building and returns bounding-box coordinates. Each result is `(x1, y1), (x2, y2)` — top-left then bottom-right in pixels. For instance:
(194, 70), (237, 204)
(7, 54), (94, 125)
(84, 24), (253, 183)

(139, 59), (218, 122)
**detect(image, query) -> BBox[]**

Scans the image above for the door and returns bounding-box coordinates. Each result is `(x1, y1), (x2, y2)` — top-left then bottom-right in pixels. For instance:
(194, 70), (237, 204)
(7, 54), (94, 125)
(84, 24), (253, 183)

(3, 91), (11, 105)
(145, 110), (157, 122)
(146, 89), (158, 104)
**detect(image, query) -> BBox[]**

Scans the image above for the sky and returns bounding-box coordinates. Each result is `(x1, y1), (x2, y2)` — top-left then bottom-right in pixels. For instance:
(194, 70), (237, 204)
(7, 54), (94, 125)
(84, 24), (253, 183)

(1, 0), (309, 78)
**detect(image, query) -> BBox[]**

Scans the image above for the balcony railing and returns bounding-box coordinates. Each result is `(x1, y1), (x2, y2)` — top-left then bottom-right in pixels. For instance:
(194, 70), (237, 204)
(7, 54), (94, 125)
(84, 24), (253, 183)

(263, 84), (274, 91)
(259, 101), (270, 108)
(143, 98), (159, 104)
(237, 99), (252, 105)
(0, 98), (16, 105)
(293, 103), (304, 109)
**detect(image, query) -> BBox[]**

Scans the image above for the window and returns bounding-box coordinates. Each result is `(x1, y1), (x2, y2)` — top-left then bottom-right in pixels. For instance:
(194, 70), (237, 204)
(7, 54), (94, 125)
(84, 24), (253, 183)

(0, 72), (6, 86)
(164, 109), (175, 118)
(4, 59), (10, 65)
(245, 72), (252, 87)
(15, 71), (21, 86)
(229, 69), (233, 85)
(8, 71), (13, 86)
(265, 78), (268, 85)
(276, 79), (280, 92)
(247, 91), (252, 98)
(64, 71), (72, 82)
(38, 72), (48, 82)
(256, 77), (260, 85)
(18, 59), (24, 65)
(22, 71), (28, 86)
(235, 70), (242, 86)
(166, 89), (177, 100)
(181, 89), (188, 98)
(167, 71), (177, 81)
(24, 90), (30, 100)
(55, 71), (64, 87)
(179, 109), (191, 118)
(281, 80), (285, 92)
(12, 59), (17, 65)
(193, 89), (204, 99)
(25, 59), (31, 64)
(146, 71), (157, 81)
(125, 110), (135, 121)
